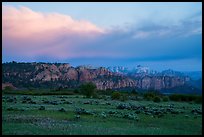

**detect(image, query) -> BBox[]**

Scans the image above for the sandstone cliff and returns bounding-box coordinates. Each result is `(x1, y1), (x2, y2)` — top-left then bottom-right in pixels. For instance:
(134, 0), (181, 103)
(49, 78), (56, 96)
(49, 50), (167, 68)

(2, 62), (191, 91)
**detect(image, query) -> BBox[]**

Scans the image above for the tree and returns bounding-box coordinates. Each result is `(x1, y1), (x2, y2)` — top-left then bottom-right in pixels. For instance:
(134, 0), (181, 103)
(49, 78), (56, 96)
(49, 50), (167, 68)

(153, 96), (161, 103)
(74, 89), (79, 93)
(111, 92), (121, 100)
(80, 82), (96, 98)
(12, 61), (17, 64)
(163, 96), (169, 102)
(131, 89), (138, 96)
(144, 92), (155, 100)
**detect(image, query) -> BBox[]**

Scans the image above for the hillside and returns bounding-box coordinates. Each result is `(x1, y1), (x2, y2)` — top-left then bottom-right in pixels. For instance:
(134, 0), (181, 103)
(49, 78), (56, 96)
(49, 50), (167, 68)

(2, 62), (201, 94)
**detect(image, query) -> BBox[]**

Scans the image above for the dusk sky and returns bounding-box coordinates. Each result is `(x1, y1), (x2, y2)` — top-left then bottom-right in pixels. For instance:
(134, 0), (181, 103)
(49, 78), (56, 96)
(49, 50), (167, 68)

(2, 2), (202, 71)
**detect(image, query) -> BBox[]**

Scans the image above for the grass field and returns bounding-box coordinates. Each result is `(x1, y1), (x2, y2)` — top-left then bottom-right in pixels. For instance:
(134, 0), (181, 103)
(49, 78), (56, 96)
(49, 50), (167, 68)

(2, 94), (202, 135)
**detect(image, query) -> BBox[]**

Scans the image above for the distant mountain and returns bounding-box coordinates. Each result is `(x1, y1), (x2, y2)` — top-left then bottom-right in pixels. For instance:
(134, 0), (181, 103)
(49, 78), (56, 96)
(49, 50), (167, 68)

(108, 66), (202, 80)
(107, 65), (202, 94)
(132, 65), (150, 74)
(159, 69), (185, 77)
(186, 78), (202, 91)
(182, 71), (202, 80)
(107, 66), (129, 74)
(107, 65), (150, 74)
(2, 62), (202, 94)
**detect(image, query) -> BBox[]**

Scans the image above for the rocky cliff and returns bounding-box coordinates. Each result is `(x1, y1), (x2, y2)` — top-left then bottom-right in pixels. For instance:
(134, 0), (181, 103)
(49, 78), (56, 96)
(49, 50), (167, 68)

(2, 62), (192, 91)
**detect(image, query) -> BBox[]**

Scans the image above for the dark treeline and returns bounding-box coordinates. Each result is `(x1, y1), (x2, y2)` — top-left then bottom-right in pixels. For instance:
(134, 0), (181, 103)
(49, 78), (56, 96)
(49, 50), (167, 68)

(3, 82), (202, 104)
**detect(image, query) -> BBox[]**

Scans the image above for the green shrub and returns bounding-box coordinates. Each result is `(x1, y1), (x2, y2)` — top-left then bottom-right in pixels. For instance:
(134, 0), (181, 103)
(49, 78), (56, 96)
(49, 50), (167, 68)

(101, 95), (106, 99)
(39, 106), (45, 110)
(169, 94), (202, 103)
(74, 89), (79, 93)
(194, 96), (202, 104)
(59, 108), (66, 112)
(144, 92), (155, 100)
(111, 92), (121, 100)
(131, 89), (138, 95)
(80, 82), (97, 98)
(145, 96), (153, 101)
(163, 96), (169, 102)
(92, 92), (99, 99)
(169, 94), (181, 101)
(153, 96), (161, 103)
(120, 94), (128, 102)
(4, 86), (13, 91)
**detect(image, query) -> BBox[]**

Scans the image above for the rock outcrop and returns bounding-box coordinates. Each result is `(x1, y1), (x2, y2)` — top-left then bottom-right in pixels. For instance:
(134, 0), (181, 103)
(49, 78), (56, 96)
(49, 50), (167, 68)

(135, 76), (187, 90)
(2, 83), (17, 90)
(2, 62), (191, 91)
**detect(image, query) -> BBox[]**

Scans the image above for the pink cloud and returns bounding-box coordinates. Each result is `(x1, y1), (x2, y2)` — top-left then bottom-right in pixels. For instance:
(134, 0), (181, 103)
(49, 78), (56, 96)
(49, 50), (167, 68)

(2, 5), (105, 59)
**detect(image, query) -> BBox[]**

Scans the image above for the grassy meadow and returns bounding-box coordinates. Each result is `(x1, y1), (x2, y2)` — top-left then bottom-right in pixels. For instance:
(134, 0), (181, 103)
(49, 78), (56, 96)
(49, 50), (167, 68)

(2, 92), (202, 135)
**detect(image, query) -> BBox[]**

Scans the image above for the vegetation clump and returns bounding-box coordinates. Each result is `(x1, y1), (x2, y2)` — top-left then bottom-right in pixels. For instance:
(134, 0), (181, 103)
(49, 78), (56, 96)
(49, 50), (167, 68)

(111, 92), (121, 100)
(59, 108), (66, 112)
(144, 92), (156, 101)
(120, 94), (128, 102)
(153, 96), (161, 103)
(163, 96), (169, 102)
(75, 115), (80, 120)
(80, 82), (96, 98)
(39, 106), (45, 110)
(169, 94), (202, 103)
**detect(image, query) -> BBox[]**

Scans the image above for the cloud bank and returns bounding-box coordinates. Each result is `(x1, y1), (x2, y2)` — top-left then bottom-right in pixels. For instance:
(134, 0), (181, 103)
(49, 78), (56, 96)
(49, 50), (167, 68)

(2, 5), (202, 71)
(3, 5), (104, 59)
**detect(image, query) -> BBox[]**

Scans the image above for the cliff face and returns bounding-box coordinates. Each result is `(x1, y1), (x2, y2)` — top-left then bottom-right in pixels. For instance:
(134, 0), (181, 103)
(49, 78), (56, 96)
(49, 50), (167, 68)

(135, 76), (187, 90)
(2, 62), (190, 91)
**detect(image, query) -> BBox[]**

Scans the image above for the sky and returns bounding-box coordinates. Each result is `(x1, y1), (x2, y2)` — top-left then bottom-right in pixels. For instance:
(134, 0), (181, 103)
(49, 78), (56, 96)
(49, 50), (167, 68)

(2, 2), (202, 71)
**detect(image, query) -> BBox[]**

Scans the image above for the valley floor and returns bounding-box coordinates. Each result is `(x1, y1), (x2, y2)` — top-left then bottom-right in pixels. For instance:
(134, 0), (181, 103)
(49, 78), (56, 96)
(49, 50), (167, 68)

(2, 94), (202, 135)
